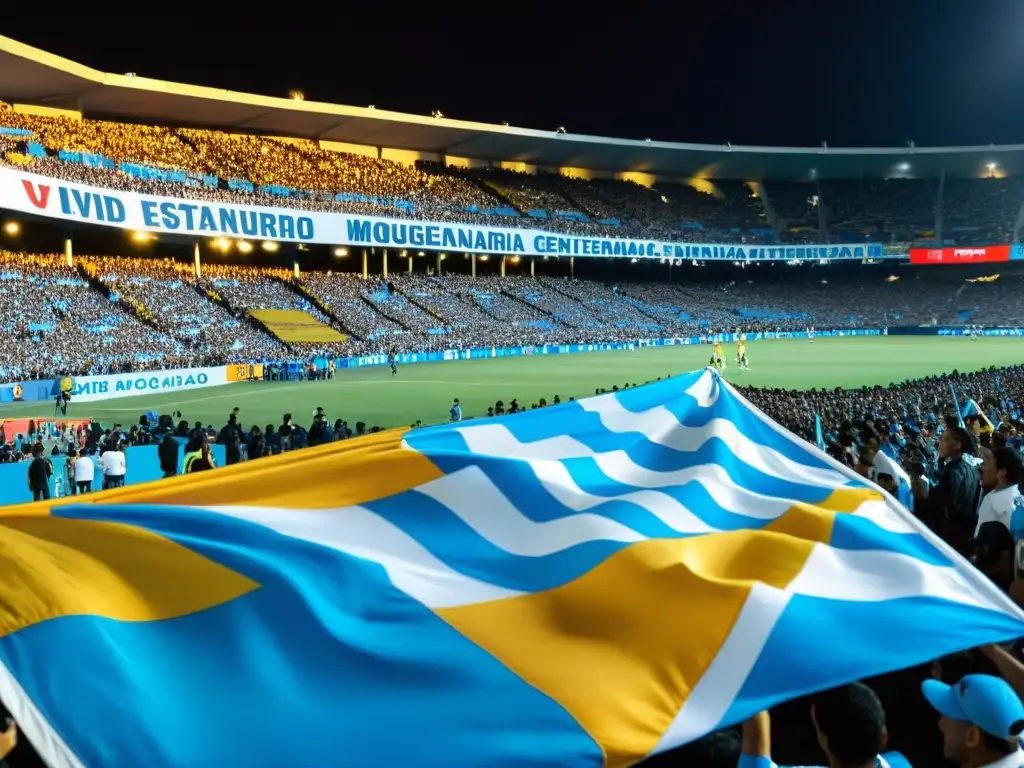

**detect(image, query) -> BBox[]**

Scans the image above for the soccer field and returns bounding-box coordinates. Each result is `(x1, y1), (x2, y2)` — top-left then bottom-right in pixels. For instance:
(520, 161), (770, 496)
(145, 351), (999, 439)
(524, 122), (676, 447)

(5, 336), (1023, 430)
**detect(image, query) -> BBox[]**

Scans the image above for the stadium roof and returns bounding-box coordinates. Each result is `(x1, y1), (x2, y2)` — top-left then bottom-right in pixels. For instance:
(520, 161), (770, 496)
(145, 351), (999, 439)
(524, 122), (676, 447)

(2, 34), (1023, 180)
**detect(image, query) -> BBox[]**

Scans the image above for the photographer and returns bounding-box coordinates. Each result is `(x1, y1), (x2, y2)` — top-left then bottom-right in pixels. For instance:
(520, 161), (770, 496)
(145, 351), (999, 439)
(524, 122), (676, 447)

(27, 444), (52, 501)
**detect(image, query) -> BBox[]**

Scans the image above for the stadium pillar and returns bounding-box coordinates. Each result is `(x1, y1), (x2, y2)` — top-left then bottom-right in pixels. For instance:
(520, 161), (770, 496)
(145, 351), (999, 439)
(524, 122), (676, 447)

(361, 249), (368, 279)
(471, 253), (476, 278)
(500, 255), (506, 278)
(383, 249), (389, 278)
(570, 256), (575, 277)
(407, 254), (413, 273)
(530, 258), (535, 277)
(437, 253), (443, 276)
(293, 261), (300, 279)
(193, 241), (201, 279)
(64, 238), (73, 268)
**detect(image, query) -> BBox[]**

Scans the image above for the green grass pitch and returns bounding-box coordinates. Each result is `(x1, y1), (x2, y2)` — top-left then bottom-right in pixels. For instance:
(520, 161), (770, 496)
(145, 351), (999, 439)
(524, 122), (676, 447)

(4, 337), (1023, 431)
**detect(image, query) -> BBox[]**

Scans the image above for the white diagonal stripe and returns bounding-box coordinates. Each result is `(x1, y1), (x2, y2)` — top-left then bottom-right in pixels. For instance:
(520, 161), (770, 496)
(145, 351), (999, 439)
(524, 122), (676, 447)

(208, 504), (521, 609)
(650, 582), (790, 755)
(415, 466), (645, 555)
(453, 420), (846, 490)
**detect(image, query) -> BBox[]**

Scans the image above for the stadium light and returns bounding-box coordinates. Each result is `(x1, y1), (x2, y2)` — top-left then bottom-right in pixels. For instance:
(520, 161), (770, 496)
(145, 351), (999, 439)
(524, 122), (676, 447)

(334, 247), (348, 257)
(130, 231), (153, 243)
(237, 240), (253, 254)
(556, 126), (567, 134)
(479, 255), (489, 261)
(368, 104), (376, 109)
(432, 110), (444, 119)
(401, 250), (408, 257)
(261, 241), (279, 253)
(987, 162), (997, 170)
(3, 221), (20, 236)
(289, 90), (305, 102)
(897, 162), (911, 172)
(417, 251), (425, 257)
(212, 237), (231, 252)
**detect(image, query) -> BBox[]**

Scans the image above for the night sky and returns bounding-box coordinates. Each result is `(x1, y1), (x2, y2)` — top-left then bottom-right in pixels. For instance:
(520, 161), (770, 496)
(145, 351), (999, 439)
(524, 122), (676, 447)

(2, 1), (1023, 148)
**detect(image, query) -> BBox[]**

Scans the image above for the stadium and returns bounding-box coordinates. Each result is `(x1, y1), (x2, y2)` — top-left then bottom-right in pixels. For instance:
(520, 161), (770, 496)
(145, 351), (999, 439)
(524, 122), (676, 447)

(1, 23), (1024, 768)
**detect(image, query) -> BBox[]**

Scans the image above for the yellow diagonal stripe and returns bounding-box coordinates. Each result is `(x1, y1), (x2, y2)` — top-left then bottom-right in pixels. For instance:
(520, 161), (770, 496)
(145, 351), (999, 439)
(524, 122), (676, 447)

(0, 427), (442, 515)
(765, 486), (883, 541)
(0, 516), (258, 639)
(438, 528), (819, 767)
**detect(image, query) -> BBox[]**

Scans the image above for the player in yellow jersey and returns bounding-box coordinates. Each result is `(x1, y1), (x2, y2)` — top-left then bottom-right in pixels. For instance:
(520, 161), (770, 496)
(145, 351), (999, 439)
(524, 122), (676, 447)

(737, 339), (749, 371)
(711, 339), (725, 370)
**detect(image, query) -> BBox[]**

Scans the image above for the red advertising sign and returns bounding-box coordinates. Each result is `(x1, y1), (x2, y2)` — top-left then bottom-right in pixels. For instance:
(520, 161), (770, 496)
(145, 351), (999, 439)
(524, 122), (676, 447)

(909, 245), (1011, 264)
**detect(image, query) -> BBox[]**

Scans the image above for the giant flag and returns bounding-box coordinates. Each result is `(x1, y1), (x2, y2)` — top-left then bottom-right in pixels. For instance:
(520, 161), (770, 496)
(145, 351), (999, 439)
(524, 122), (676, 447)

(1, 369), (1023, 767)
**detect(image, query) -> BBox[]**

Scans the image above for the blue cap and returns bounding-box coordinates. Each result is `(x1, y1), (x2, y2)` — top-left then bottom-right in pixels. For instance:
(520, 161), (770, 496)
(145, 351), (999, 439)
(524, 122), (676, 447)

(922, 675), (1024, 741)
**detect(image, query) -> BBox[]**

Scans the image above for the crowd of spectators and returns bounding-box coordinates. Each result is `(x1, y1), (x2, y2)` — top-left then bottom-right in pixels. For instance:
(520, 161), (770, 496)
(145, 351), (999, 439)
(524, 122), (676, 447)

(0, 248), (1022, 377)
(6, 101), (1024, 249)
(0, 251), (185, 379)
(81, 256), (289, 362)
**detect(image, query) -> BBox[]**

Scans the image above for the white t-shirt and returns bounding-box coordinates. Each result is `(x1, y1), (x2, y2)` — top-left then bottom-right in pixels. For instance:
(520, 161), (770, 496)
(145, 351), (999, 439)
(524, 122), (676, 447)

(975, 485), (1023, 536)
(73, 456), (94, 483)
(100, 450), (126, 477)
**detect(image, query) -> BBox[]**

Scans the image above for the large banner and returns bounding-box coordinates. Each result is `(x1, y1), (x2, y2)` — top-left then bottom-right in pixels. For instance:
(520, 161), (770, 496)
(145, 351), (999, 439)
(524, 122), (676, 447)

(0, 165), (883, 262)
(909, 245), (1011, 264)
(70, 366), (229, 403)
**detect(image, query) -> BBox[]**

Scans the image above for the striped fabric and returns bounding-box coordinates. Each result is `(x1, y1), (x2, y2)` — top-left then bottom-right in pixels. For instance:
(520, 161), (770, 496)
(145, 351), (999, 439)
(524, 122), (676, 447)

(1, 368), (1022, 768)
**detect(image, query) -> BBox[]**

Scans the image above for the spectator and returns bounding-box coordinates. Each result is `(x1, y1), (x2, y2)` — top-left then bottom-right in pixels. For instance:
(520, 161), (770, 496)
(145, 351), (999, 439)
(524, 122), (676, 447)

(100, 443), (127, 489)
(26, 443), (51, 501)
(159, 433), (179, 478)
(73, 448), (95, 494)
(921, 674), (1024, 768)
(976, 447), (1024, 536)
(934, 426), (983, 553)
(739, 683), (910, 768)
(184, 435), (215, 473)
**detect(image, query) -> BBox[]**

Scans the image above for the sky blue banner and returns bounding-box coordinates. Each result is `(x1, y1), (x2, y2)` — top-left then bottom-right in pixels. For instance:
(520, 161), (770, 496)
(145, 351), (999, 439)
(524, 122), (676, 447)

(0, 165), (885, 262)
(0, 378), (57, 403)
(1012, 244), (1024, 260)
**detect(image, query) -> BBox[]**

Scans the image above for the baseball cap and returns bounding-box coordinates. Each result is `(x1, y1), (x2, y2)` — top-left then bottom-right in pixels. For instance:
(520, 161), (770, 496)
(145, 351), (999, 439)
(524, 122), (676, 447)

(922, 674), (1024, 741)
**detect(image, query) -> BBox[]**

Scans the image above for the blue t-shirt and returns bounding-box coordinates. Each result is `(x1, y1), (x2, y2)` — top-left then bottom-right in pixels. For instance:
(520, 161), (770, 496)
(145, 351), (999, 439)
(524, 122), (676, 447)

(739, 752), (911, 768)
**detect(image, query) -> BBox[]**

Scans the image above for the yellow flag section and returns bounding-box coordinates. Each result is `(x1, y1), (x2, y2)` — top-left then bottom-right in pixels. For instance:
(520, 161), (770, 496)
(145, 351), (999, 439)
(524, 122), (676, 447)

(437, 489), (876, 767)
(0, 428), (440, 637)
(248, 308), (347, 343)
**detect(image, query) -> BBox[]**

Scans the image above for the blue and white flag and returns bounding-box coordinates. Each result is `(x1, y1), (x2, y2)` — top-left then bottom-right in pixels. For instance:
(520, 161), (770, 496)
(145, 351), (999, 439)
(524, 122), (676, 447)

(0, 369), (1021, 767)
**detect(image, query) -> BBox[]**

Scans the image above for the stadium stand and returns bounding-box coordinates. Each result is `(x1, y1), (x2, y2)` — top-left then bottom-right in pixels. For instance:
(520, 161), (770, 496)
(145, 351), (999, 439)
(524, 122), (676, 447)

(9, 100), (1024, 247)
(81, 256), (289, 361)
(0, 249), (1021, 378)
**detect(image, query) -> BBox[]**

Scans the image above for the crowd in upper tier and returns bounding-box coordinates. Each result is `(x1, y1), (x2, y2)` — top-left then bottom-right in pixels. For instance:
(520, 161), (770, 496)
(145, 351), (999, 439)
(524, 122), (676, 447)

(3, 101), (1024, 246)
(0, 249), (1021, 378)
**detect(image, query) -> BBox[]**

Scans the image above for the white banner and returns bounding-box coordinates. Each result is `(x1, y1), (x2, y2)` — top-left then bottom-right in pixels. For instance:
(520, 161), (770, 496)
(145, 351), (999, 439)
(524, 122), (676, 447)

(0, 165), (882, 261)
(70, 366), (229, 403)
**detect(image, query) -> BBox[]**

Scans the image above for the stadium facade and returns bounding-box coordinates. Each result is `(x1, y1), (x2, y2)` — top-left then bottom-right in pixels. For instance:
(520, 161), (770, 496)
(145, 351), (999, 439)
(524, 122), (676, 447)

(2, 34), (1024, 266)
